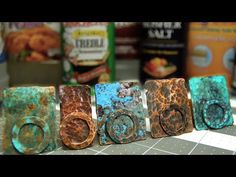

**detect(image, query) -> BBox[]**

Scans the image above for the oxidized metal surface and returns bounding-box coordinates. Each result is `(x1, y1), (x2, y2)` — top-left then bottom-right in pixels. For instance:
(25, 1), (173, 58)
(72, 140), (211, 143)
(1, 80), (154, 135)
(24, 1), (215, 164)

(144, 79), (193, 138)
(95, 82), (146, 145)
(2, 86), (57, 155)
(59, 85), (96, 149)
(189, 75), (234, 130)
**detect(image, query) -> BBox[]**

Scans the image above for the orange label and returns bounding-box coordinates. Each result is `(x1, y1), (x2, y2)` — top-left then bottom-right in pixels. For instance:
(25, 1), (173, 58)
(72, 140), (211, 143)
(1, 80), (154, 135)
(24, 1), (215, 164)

(186, 22), (236, 87)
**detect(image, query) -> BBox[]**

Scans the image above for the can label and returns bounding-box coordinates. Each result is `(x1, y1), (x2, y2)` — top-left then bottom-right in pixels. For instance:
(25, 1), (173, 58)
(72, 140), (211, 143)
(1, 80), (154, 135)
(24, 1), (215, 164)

(63, 22), (115, 85)
(5, 22), (61, 62)
(186, 22), (236, 87)
(140, 22), (186, 83)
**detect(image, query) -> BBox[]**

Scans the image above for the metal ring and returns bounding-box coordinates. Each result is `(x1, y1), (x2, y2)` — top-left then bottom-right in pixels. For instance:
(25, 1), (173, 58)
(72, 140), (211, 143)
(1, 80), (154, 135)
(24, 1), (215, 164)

(160, 104), (187, 136)
(11, 116), (50, 154)
(106, 109), (139, 144)
(203, 100), (229, 129)
(60, 112), (96, 149)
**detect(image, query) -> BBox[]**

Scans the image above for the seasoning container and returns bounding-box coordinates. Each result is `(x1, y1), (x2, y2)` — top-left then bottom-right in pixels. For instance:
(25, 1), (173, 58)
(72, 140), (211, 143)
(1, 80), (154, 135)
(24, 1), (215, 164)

(5, 22), (62, 87)
(5, 22), (61, 62)
(140, 22), (187, 83)
(62, 22), (115, 86)
(186, 22), (236, 87)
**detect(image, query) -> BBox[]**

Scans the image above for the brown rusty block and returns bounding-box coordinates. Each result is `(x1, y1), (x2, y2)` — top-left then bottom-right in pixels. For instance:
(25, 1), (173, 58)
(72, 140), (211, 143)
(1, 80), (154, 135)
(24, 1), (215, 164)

(144, 79), (193, 138)
(59, 85), (96, 149)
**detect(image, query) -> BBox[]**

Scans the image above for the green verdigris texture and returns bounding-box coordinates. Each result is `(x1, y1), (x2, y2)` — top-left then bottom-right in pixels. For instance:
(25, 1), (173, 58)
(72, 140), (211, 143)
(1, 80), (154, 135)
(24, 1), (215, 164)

(2, 86), (57, 154)
(189, 75), (234, 130)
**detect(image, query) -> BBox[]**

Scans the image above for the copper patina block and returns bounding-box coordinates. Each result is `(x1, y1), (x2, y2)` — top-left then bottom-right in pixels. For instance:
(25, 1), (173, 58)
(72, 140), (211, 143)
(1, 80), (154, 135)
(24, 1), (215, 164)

(144, 78), (193, 138)
(59, 85), (96, 149)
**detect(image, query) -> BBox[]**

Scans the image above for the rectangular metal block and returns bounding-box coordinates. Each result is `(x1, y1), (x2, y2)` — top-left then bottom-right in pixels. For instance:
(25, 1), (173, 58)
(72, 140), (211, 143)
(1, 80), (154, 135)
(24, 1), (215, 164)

(189, 75), (234, 130)
(2, 86), (57, 154)
(59, 85), (96, 149)
(144, 78), (193, 138)
(95, 82), (146, 145)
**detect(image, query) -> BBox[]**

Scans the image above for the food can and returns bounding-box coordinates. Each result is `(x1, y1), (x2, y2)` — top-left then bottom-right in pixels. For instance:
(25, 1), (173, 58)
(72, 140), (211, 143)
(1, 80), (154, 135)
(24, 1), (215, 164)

(140, 22), (187, 83)
(186, 22), (236, 87)
(5, 22), (61, 62)
(62, 22), (115, 85)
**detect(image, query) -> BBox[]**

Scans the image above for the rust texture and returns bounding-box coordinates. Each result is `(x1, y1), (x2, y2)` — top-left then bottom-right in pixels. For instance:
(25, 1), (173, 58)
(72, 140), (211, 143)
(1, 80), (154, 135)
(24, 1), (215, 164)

(59, 85), (96, 149)
(144, 79), (193, 138)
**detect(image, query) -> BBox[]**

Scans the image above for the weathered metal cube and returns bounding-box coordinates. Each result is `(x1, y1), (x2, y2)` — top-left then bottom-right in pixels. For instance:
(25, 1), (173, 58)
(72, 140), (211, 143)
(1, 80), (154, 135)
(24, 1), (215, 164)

(59, 85), (96, 149)
(189, 75), (234, 130)
(2, 86), (57, 155)
(144, 79), (193, 138)
(95, 82), (146, 145)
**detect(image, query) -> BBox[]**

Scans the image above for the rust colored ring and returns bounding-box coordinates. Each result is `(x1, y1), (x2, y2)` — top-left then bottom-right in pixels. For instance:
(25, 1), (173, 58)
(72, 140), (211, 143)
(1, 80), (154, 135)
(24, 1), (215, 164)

(60, 112), (96, 149)
(159, 104), (187, 136)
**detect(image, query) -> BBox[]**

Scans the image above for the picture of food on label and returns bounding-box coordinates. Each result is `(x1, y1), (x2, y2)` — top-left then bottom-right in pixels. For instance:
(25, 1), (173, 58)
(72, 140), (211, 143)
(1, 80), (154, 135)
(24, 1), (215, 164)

(191, 45), (212, 67)
(63, 22), (111, 67)
(98, 73), (110, 83)
(5, 24), (61, 62)
(144, 57), (177, 78)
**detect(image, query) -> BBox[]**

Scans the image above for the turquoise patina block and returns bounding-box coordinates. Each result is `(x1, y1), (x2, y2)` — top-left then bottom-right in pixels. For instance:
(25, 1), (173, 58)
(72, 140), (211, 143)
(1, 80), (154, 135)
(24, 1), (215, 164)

(95, 82), (146, 145)
(2, 86), (57, 154)
(189, 75), (234, 130)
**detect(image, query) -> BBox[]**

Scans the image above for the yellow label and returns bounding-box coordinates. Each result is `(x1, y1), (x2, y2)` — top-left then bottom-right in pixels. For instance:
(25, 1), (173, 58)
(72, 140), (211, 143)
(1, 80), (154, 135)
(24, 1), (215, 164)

(72, 30), (107, 39)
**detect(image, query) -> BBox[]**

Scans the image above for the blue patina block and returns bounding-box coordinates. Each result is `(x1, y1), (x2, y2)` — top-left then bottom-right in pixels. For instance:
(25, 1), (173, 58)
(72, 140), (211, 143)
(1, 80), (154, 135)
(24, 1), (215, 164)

(189, 75), (234, 130)
(95, 82), (146, 145)
(2, 86), (57, 154)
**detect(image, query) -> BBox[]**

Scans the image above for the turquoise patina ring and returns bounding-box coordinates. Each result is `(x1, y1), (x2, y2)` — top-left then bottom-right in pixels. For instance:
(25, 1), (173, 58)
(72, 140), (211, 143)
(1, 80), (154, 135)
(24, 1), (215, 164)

(11, 116), (51, 154)
(160, 104), (187, 136)
(203, 100), (229, 129)
(106, 110), (138, 144)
